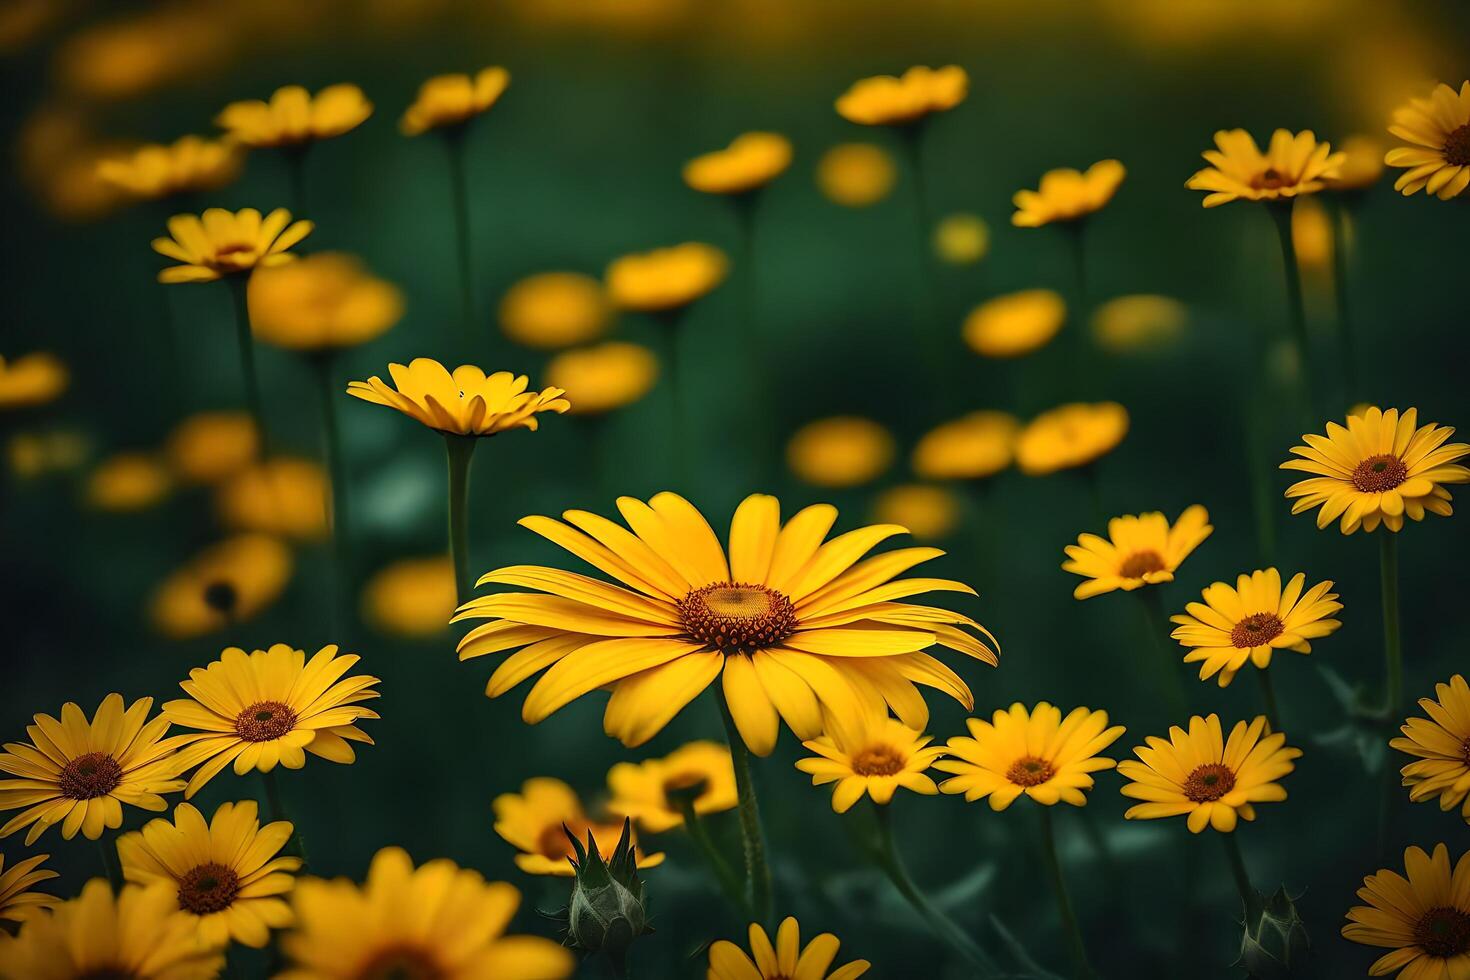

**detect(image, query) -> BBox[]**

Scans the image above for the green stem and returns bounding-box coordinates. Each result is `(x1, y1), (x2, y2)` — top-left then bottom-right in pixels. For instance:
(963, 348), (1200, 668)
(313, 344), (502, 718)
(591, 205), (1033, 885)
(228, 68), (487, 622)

(675, 796), (746, 913)
(1379, 532), (1403, 717)
(310, 352), (351, 636)
(284, 145), (311, 218)
(1038, 806), (1093, 979)
(653, 311), (685, 489)
(1219, 832), (1261, 924)
(1245, 400), (1277, 565)
(1138, 589), (1189, 720)
(445, 434), (478, 606)
(443, 129), (477, 348)
(1081, 464), (1106, 528)
(717, 689), (772, 928)
(226, 274), (271, 459)
(262, 768), (307, 862)
(1064, 221), (1090, 393)
(898, 125), (949, 410)
(1328, 200), (1360, 401)
(1267, 202), (1315, 419)
(96, 837), (122, 891)
(1255, 667), (1282, 731)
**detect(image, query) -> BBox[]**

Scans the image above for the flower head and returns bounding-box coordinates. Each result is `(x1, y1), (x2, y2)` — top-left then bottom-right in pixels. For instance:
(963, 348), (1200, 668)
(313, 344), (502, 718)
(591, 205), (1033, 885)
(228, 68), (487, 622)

(545, 342), (659, 415)
(216, 83), (372, 148)
(347, 359), (570, 437)
(605, 741), (737, 833)
(962, 289), (1066, 359)
(913, 411), (1019, 482)
(0, 352), (67, 410)
(709, 917), (870, 980)
(1386, 81), (1470, 199)
(1016, 401), (1129, 476)
(361, 556), (458, 638)
(1063, 505), (1212, 599)
(936, 702), (1125, 809)
(816, 142), (895, 207)
(1326, 134), (1385, 192)
(1186, 129), (1344, 208)
(796, 712), (943, 813)
(85, 452), (172, 512)
(1012, 159), (1126, 227)
(1170, 569), (1342, 687)
(1343, 844), (1470, 977)
(1119, 714), (1300, 833)
(96, 135), (240, 200)
(684, 132), (793, 195)
(216, 457), (329, 541)
(835, 65), (967, 127)
(153, 207), (313, 283)
(499, 271), (610, 350)
(0, 852), (59, 922)
(872, 484), (960, 542)
(400, 66), (509, 136)
(249, 253), (404, 351)
(605, 243), (728, 313)
(786, 416), (895, 488)
(149, 534), (292, 639)
(492, 777), (664, 876)
(933, 212), (989, 264)
(1091, 294), (1186, 353)
(1390, 675), (1470, 823)
(165, 411), (258, 484)
(1281, 407), (1470, 534)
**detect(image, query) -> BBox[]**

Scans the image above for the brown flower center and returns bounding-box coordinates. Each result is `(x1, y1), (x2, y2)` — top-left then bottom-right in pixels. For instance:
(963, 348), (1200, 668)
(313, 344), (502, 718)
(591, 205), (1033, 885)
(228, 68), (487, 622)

(58, 752), (123, 800)
(1444, 124), (1470, 167)
(1183, 763), (1236, 802)
(1230, 612), (1285, 649)
(353, 945), (447, 980)
(1415, 906), (1470, 958)
(678, 582), (797, 652)
(851, 745), (906, 776)
(234, 701), (297, 742)
(1252, 167), (1290, 190)
(1462, 737), (1470, 767)
(177, 862), (240, 915)
(202, 580), (238, 615)
(73, 971), (139, 980)
(1005, 755), (1057, 787)
(1351, 454), (1408, 493)
(1119, 550), (1166, 579)
(662, 770), (709, 796)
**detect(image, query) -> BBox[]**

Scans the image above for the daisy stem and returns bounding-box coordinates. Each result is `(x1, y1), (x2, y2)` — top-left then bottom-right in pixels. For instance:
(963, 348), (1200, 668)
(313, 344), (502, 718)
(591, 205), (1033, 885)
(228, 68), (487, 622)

(653, 311), (686, 490)
(1255, 668), (1282, 731)
(1267, 202), (1315, 420)
(226, 274), (271, 460)
(443, 127), (477, 348)
(1138, 590), (1189, 720)
(96, 837), (122, 891)
(284, 145), (311, 219)
(1327, 199), (1360, 400)
(718, 691), (772, 927)
(1219, 833), (1261, 924)
(1037, 806), (1094, 979)
(310, 352), (352, 636)
(263, 768), (308, 862)
(1064, 222), (1090, 392)
(674, 797), (746, 914)
(898, 126), (951, 411)
(444, 434), (478, 606)
(1379, 532), (1403, 717)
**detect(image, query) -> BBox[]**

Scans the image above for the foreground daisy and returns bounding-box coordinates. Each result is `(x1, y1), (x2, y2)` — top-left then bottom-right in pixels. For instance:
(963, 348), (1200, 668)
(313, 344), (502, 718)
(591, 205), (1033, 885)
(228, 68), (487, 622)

(152, 207), (313, 284)
(492, 777), (664, 876)
(1186, 129), (1344, 208)
(1063, 505), (1212, 599)
(1343, 843), (1470, 978)
(709, 917), (870, 980)
(0, 851), (59, 922)
(95, 135), (239, 201)
(1391, 675), (1470, 823)
(1012, 159), (1126, 227)
(1385, 80), (1470, 199)
(796, 713), (943, 813)
(1016, 401), (1129, 476)
(835, 66), (968, 127)
(148, 534), (292, 640)
(117, 800), (298, 948)
(684, 132), (793, 196)
(606, 741), (737, 833)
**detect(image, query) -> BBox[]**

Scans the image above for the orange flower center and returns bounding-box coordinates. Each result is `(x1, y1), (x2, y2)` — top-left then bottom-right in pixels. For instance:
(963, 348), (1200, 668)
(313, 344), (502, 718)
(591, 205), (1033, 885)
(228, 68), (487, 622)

(851, 745), (906, 776)
(1351, 454), (1408, 493)
(1415, 906), (1470, 958)
(354, 945), (447, 980)
(58, 752), (122, 800)
(202, 580), (238, 615)
(1230, 612), (1285, 649)
(1445, 125), (1470, 168)
(1118, 550), (1166, 579)
(1252, 167), (1290, 190)
(235, 701), (297, 742)
(1005, 755), (1056, 787)
(177, 862), (240, 915)
(678, 583), (797, 652)
(1183, 763), (1236, 802)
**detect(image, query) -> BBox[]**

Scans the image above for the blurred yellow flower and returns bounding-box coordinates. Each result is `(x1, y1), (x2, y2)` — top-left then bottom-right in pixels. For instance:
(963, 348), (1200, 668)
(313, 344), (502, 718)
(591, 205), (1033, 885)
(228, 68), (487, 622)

(605, 740), (737, 833)
(1326, 134), (1385, 192)
(1343, 843), (1470, 979)
(498, 271), (610, 349)
(149, 534), (292, 640)
(85, 452), (173, 512)
(216, 84), (373, 148)
(932, 212), (989, 264)
(1091, 294), (1186, 353)
(1291, 196), (1333, 271)
(605, 242), (728, 313)
(709, 917), (870, 980)
(401, 66), (510, 136)
(544, 341), (659, 415)
(7, 429), (88, 480)
(165, 411), (259, 484)
(872, 484), (960, 541)
(835, 65), (968, 127)
(787, 416), (895, 488)
(684, 132), (793, 195)
(492, 777), (664, 876)
(249, 253), (404, 351)
(913, 411), (1019, 481)
(96, 136), (240, 201)
(1386, 81), (1470, 199)
(816, 142), (896, 207)
(1186, 129), (1345, 208)
(55, 7), (232, 102)
(1391, 675), (1470, 823)
(796, 713), (943, 813)
(963, 289), (1066, 359)
(153, 208), (313, 284)
(0, 852), (58, 922)
(1016, 402), (1129, 476)
(1063, 505), (1212, 599)
(1012, 160), (1126, 227)
(347, 359), (570, 437)
(216, 457), (328, 541)
(362, 556), (458, 637)
(0, 352), (68, 409)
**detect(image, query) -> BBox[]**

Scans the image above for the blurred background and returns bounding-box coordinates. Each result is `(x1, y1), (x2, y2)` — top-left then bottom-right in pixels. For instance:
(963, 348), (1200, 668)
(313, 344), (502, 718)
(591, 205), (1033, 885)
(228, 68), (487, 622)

(4, 0), (1470, 976)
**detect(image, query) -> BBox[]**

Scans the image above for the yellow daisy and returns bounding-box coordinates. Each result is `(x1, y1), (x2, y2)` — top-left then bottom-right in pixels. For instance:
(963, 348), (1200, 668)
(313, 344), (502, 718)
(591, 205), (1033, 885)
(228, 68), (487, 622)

(1015, 402), (1129, 476)
(1390, 675), (1470, 823)
(871, 484), (960, 542)
(1090, 294), (1186, 353)
(0, 352), (68, 410)
(217, 84), (373, 148)
(932, 212), (989, 264)
(786, 416), (895, 489)
(1326, 134), (1385, 192)
(1186, 129), (1345, 207)
(84, 452), (173, 512)
(215, 457), (328, 541)
(163, 643), (380, 798)
(606, 741), (738, 834)
(400, 66), (510, 137)
(456, 491), (998, 755)
(165, 411), (258, 484)
(0, 851), (59, 922)
(1282, 407), (1470, 534)
(544, 341), (659, 416)
(361, 556), (458, 638)
(604, 242), (728, 314)
(346, 359), (570, 437)
(1011, 159), (1126, 227)
(152, 207), (313, 284)
(708, 916), (870, 980)
(795, 713), (943, 813)
(815, 142), (896, 208)
(684, 132), (793, 195)
(835, 65), (968, 127)
(491, 777), (665, 876)
(117, 800), (299, 948)
(935, 702), (1125, 809)
(277, 846), (575, 979)
(0, 694), (185, 845)
(1385, 81), (1470, 199)
(148, 534), (292, 640)
(1062, 505), (1212, 599)
(1118, 714), (1300, 833)
(912, 411), (1019, 482)
(96, 135), (240, 200)
(1170, 569), (1343, 687)
(962, 289), (1067, 359)
(248, 253), (404, 351)
(499, 271), (610, 350)
(1343, 843), (1470, 978)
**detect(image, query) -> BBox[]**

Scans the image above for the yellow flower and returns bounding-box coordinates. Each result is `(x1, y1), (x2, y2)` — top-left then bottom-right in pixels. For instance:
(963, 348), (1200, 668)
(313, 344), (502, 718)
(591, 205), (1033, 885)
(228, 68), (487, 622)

(1015, 401), (1129, 476)
(1186, 129), (1345, 208)
(7, 429), (88, 480)
(96, 135), (240, 201)
(935, 703), (1125, 809)
(605, 242), (728, 313)
(499, 271), (610, 350)
(605, 741), (737, 833)
(216, 83), (373, 148)
(815, 142), (896, 207)
(544, 341), (659, 415)
(912, 411), (1019, 482)
(277, 846), (575, 979)
(215, 457), (329, 541)
(347, 359), (570, 437)
(248, 253), (405, 351)
(456, 492), (998, 755)
(962, 289), (1066, 359)
(932, 212), (989, 264)
(491, 777), (665, 876)
(1091, 294), (1186, 353)
(0, 352), (68, 410)
(55, 8), (229, 103)
(0, 694), (185, 845)
(1063, 505), (1212, 600)
(1012, 159), (1126, 227)
(1342, 844), (1470, 977)
(1118, 714), (1300, 833)
(684, 132), (792, 195)
(153, 207), (314, 284)
(84, 452), (172, 512)
(1390, 675), (1470, 823)
(1386, 81), (1470, 199)
(786, 416), (895, 489)
(163, 643), (380, 798)
(1170, 569), (1343, 687)
(796, 713), (942, 813)
(1281, 407), (1470, 534)
(400, 66), (510, 136)
(835, 65), (968, 127)
(117, 800), (299, 949)
(1326, 134), (1385, 192)
(871, 484), (960, 542)
(0, 880), (224, 980)
(361, 556), (458, 638)
(165, 411), (259, 484)
(0, 852), (59, 922)
(709, 917), (870, 980)
(149, 535), (293, 640)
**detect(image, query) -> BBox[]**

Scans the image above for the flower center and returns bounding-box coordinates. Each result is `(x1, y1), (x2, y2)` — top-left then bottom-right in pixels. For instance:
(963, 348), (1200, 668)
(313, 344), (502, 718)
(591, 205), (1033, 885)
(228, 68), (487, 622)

(202, 580), (238, 615)
(1351, 454), (1408, 493)
(1230, 612), (1285, 649)
(1444, 124), (1470, 167)
(1415, 906), (1470, 958)
(851, 745), (906, 776)
(677, 582), (797, 652)
(1183, 763), (1236, 802)
(1252, 167), (1290, 190)
(1005, 755), (1057, 787)
(662, 770), (709, 797)
(58, 752), (123, 800)
(354, 945), (447, 980)
(177, 862), (240, 915)
(1462, 737), (1470, 767)
(1118, 550), (1166, 579)
(73, 971), (139, 980)
(234, 701), (297, 742)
